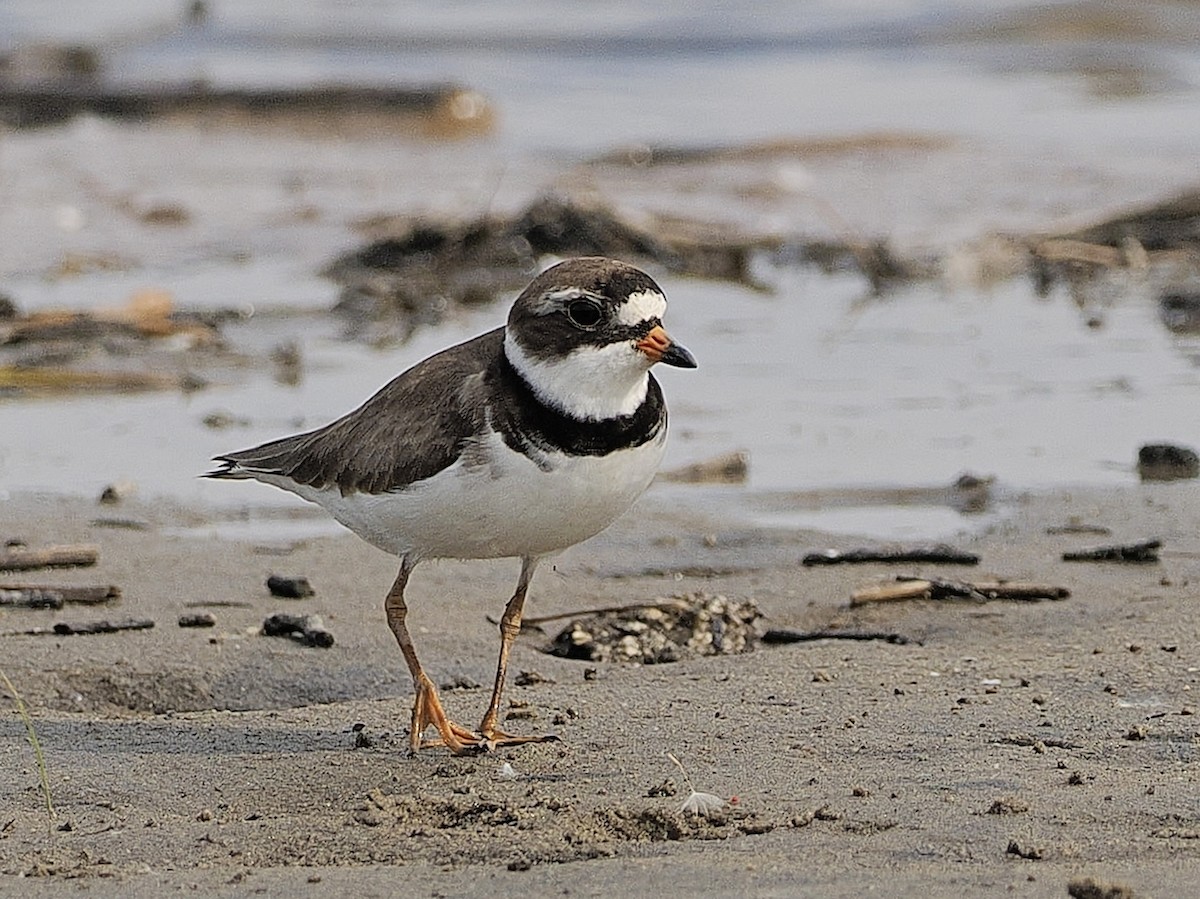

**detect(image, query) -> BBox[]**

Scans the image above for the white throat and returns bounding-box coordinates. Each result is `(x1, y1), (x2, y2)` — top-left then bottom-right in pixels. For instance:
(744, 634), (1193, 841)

(504, 331), (651, 421)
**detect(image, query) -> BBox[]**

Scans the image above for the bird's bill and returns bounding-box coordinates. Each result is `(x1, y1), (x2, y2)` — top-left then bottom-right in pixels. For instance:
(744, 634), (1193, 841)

(636, 325), (698, 368)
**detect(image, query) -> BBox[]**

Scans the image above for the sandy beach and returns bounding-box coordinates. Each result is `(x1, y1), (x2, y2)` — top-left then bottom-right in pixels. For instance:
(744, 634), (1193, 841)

(3, 480), (1199, 897)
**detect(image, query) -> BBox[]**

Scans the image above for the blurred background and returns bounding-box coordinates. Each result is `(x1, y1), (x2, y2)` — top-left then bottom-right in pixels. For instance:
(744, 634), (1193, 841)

(2, 0), (1200, 537)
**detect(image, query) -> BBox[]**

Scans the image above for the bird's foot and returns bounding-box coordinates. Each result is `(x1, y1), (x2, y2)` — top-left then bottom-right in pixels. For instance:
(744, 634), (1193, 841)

(477, 727), (561, 751)
(409, 682), (560, 754)
(472, 713), (560, 751)
(409, 679), (484, 755)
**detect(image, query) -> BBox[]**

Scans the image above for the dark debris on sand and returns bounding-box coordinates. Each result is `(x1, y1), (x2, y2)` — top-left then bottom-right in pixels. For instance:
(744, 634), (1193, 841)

(323, 194), (781, 343)
(1031, 189), (1200, 311)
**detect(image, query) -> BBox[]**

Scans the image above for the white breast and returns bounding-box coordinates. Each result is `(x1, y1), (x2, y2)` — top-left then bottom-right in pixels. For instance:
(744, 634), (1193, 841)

(270, 426), (667, 561)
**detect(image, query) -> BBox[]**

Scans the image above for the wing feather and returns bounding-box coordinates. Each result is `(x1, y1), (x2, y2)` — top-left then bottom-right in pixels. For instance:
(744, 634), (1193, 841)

(206, 329), (502, 495)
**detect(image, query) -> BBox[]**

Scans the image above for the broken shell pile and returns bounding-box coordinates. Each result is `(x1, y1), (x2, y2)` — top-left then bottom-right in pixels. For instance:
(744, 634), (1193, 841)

(547, 593), (761, 664)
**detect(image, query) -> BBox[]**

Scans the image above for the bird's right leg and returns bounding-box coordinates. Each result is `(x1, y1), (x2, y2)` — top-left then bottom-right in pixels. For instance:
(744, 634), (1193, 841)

(384, 558), (481, 755)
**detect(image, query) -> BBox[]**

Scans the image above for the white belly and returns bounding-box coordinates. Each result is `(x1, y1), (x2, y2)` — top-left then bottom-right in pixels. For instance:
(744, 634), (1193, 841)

(268, 428), (667, 560)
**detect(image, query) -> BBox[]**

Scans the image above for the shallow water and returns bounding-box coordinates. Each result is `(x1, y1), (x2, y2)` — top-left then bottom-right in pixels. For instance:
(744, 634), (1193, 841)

(3, 1), (1200, 538)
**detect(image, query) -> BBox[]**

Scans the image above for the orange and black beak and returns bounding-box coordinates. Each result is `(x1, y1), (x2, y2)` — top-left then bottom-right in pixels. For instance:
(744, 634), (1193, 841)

(636, 325), (697, 368)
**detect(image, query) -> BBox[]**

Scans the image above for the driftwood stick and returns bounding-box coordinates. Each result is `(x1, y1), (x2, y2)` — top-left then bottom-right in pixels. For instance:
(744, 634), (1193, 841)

(1045, 523), (1111, 536)
(53, 618), (153, 636)
(1033, 238), (1124, 267)
(850, 580), (937, 604)
(0, 544), (99, 571)
(970, 581), (1071, 600)
(1062, 539), (1161, 563)
(761, 628), (913, 645)
(0, 588), (63, 609)
(4, 617), (153, 637)
(0, 584), (120, 605)
(851, 577), (1070, 606)
(803, 544), (979, 567)
(0, 84), (473, 130)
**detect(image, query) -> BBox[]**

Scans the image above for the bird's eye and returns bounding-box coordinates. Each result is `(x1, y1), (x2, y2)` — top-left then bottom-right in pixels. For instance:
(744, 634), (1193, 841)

(565, 299), (603, 329)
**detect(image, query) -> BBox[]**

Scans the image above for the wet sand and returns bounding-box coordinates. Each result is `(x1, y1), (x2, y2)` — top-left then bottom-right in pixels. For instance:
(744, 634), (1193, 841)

(3, 482), (1199, 896)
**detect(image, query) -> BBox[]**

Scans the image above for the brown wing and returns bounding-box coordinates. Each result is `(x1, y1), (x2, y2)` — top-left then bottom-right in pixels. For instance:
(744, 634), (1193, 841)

(207, 329), (502, 495)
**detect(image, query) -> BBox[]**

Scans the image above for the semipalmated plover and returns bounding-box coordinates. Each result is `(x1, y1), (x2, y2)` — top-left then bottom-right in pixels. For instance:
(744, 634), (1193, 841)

(206, 257), (696, 754)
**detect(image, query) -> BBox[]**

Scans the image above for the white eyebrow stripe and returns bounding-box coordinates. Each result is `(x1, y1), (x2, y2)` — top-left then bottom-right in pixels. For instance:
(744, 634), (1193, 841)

(545, 288), (602, 302)
(617, 289), (667, 327)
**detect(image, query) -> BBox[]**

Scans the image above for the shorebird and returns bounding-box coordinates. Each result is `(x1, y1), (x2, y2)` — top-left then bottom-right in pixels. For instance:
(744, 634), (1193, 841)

(206, 257), (696, 754)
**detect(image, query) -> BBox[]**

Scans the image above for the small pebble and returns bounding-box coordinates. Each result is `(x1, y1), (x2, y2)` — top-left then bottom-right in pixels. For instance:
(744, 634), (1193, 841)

(261, 612), (334, 648)
(266, 575), (315, 598)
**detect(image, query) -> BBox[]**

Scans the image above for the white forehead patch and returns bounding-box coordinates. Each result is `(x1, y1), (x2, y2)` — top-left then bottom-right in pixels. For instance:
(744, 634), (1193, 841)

(617, 289), (667, 327)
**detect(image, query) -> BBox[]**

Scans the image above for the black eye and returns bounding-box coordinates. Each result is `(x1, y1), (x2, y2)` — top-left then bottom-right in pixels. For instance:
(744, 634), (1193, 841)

(565, 299), (603, 329)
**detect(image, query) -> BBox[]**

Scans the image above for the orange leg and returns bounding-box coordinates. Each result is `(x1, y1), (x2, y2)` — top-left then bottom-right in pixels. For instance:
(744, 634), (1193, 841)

(384, 558), (481, 755)
(476, 556), (558, 748)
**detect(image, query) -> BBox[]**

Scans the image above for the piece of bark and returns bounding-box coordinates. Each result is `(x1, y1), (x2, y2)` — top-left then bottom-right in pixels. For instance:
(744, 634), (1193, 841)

(262, 612), (334, 648)
(0, 544), (99, 571)
(850, 577), (1070, 606)
(970, 581), (1070, 600)
(803, 544), (979, 567)
(1045, 523), (1111, 536)
(52, 618), (154, 636)
(0, 584), (120, 605)
(1062, 539), (1161, 563)
(761, 628), (913, 646)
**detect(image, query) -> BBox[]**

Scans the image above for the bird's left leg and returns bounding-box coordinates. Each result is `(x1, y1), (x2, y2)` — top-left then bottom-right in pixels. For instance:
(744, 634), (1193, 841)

(477, 555), (558, 747)
(384, 556), (481, 755)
